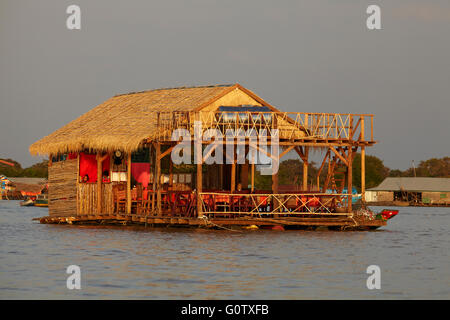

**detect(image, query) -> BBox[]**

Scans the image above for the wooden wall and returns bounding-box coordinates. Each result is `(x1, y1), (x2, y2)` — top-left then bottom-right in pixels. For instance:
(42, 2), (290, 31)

(77, 183), (114, 215)
(48, 159), (77, 216)
(422, 191), (450, 205)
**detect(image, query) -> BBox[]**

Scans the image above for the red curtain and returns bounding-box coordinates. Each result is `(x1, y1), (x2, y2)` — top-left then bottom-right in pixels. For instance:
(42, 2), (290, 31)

(101, 156), (110, 177)
(79, 153), (97, 183)
(131, 163), (150, 188)
(79, 153), (110, 183)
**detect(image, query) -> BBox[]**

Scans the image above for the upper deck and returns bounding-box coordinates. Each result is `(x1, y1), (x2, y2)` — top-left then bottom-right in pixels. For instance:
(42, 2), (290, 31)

(150, 111), (375, 147)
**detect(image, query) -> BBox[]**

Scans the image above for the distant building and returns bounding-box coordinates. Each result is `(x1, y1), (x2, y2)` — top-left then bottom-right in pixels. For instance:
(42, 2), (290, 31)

(366, 177), (450, 205)
(0, 176), (47, 199)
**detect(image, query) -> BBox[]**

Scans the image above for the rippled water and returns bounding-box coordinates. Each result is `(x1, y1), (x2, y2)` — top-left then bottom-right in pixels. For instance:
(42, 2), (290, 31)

(0, 200), (449, 299)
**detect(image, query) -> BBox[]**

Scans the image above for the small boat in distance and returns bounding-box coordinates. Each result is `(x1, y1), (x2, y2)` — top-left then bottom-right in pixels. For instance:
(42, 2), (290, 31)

(34, 194), (48, 207)
(20, 197), (35, 207)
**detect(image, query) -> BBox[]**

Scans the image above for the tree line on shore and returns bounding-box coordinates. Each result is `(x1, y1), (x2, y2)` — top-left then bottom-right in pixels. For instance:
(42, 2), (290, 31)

(1, 156), (448, 191)
(0, 159), (49, 178)
(255, 155), (449, 191)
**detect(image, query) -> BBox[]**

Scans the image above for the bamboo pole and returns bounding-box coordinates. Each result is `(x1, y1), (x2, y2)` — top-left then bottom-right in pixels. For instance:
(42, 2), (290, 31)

(251, 163), (255, 192)
(197, 159), (203, 218)
(152, 145), (156, 212)
(169, 158), (173, 190)
(360, 117), (366, 202)
(231, 160), (236, 192)
(127, 152), (132, 214)
(272, 172), (278, 193)
(76, 153), (80, 215)
(272, 170), (279, 212)
(361, 146), (366, 202)
(156, 143), (161, 215)
(250, 143), (255, 192)
(220, 163), (223, 191)
(97, 152), (102, 214)
(347, 148), (353, 213)
(303, 147), (309, 191)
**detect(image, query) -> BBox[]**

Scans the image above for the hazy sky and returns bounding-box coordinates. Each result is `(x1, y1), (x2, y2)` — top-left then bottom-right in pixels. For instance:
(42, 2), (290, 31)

(1, 0), (449, 169)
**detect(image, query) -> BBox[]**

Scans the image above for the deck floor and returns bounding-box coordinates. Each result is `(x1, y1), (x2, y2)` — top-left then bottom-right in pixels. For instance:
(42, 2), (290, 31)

(35, 213), (387, 230)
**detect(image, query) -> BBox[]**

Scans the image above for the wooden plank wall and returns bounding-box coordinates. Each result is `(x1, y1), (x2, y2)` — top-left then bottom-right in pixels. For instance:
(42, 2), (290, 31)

(77, 183), (113, 215)
(48, 159), (77, 216)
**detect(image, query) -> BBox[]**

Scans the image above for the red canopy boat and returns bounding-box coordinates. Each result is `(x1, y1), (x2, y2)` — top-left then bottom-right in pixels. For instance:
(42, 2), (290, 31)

(380, 209), (399, 220)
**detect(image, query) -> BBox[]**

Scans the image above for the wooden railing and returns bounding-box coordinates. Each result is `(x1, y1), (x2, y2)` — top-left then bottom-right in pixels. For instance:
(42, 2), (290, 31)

(153, 111), (374, 142)
(199, 192), (351, 216)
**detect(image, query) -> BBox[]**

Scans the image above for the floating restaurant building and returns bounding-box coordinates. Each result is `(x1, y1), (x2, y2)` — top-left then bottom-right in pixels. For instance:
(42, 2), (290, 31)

(30, 83), (386, 230)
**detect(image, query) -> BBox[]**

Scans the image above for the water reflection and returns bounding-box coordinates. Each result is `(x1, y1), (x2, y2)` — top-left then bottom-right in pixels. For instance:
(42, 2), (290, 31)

(0, 201), (449, 299)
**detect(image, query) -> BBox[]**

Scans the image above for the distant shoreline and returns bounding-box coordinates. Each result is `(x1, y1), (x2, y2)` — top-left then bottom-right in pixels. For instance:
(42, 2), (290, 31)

(367, 201), (450, 208)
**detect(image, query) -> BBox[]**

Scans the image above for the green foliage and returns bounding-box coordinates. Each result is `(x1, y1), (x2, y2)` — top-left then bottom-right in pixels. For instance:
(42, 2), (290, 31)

(352, 153), (389, 192)
(254, 167), (273, 190)
(0, 158), (23, 177)
(278, 159), (302, 186)
(254, 159), (319, 190)
(388, 156), (449, 178)
(1, 155), (448, 187)
(21, 160), (49, 178)
(0, 158), (48, 178)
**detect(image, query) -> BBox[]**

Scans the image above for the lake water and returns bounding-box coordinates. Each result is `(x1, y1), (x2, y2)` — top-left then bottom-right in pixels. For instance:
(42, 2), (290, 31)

(0, 200), (448, 299)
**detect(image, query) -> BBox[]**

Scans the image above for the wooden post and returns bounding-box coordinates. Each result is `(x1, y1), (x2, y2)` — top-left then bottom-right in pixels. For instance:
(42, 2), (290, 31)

(194, 113), (203, 218)
(304, 113), (309, 133)
(156, 143), (161, 215)
(272, 172), (278, 193)
(371, 116), (374, 141)
(152, 145), (156, 212)
(76, 153), (80, 215)
(231, 160), (236, 192)
(347, 148), (353, 213)
(272, 170), (279, 212)
(219, 163), (223, 190)
(303, 147), (309, 191)
(169, 157), (173, 190)
(360, 117), (366, 202)
(251, 145), (255, 192)
(197, 159), (203, 218)
(251, 163), (255, 192)
(97, 152), (102, 214)
(127, 152), (132, 214)
(361, 146), (366, 202)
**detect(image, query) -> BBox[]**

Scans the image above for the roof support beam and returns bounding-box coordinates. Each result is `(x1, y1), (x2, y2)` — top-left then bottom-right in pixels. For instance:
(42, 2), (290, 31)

(329, 146), (348, 167)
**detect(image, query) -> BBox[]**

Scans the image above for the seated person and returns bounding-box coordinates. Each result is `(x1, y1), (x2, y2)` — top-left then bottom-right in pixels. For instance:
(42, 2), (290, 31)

(102, 170), (110, 183)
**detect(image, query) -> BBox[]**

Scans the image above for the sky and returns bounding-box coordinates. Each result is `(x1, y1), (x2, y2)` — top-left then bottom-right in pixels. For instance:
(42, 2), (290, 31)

(1, 0), (449, 170)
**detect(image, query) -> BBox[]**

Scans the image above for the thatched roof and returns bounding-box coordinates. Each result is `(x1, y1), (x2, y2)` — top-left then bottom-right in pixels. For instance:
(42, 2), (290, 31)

(8, 177), (47, 185)
(30, 83), (276, 156)
(13, 182), (47, 195)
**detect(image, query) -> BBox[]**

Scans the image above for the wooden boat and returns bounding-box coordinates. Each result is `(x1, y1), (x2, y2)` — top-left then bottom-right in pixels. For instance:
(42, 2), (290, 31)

(378, 209), (399, 220)
(34, 194), (48, 207)
(392, 201), (409, 207)
(20, 198), (34, 206)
